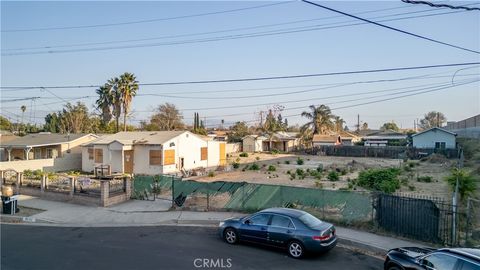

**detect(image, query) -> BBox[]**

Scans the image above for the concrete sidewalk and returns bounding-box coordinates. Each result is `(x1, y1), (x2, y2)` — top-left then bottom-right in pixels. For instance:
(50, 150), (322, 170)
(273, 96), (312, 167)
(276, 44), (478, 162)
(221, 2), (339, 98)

(2, 195), (427, 255)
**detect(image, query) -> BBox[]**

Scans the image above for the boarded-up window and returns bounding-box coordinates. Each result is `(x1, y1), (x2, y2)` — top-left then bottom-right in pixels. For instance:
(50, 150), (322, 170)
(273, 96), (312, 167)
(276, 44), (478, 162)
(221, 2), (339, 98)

(94, 149), (103, 163)
(149, 150), (162, 165)
(88, 148), (94, 160)
(164, 149), (175, 165)
(201, 147), (208, 161)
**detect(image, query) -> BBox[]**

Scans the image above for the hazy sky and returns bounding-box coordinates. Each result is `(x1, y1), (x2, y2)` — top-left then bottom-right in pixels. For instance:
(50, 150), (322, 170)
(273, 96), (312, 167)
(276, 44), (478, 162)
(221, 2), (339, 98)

(1, 1), (479, 129)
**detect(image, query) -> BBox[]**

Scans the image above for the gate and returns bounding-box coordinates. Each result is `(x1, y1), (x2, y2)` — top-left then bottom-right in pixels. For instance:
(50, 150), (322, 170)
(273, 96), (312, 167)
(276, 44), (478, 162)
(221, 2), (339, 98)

(374, 194), (442, 243)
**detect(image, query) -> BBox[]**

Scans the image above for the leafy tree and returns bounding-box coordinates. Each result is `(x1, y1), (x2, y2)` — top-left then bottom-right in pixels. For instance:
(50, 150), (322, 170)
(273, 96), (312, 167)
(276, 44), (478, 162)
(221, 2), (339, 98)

(227, 121), (250, 142)
(381, 122), (400, 131)
(118, 72), (139, 131)
(192, 112), (207, 135)
(144, 103), (185, 131)
(105, 77), (122, 132)
(20, 105), (26, 124)
(445, 168), (476, 202)
(57, 102), (91, 133)
(0, 116), (12, 131)
(361, 122), (369, 130)
(44, 113), (60, 133)
(419, 111), (446, 130)
(262, 109), (283, 150)
(301, 105), (334, 135)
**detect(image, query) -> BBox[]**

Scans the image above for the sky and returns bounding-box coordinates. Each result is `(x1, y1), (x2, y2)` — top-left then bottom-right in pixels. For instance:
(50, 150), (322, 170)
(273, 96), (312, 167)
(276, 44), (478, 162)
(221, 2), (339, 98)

(1, 0), (479, 130)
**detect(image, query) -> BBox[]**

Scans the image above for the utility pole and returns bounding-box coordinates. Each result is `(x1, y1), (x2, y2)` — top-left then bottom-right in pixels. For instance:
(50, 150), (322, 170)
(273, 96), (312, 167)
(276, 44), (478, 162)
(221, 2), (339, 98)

(357, 114), (360, 132)
(452, 150), (464, 245)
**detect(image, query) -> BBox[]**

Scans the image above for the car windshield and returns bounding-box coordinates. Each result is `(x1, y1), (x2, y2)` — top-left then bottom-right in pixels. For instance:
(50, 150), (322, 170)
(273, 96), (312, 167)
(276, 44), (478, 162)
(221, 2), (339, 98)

(299, 213), (323, 228)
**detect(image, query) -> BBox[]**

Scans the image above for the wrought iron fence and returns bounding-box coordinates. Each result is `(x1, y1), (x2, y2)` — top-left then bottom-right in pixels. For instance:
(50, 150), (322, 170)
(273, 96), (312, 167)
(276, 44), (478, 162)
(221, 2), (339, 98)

(74, 177), (101, 197)
(46, 175), (71, 193)
(109, 178), (126, 195)
(2, 170), (17, 185)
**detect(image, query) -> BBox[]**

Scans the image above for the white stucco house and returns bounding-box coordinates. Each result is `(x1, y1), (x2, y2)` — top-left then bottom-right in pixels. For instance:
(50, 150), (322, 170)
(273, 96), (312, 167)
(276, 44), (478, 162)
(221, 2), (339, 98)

(412, 127), (457, 149)
(81, 131), (226, 175)
(242, 132), (299, 153)
(242, 135), (268, 152)
(312, 135), (342, 147)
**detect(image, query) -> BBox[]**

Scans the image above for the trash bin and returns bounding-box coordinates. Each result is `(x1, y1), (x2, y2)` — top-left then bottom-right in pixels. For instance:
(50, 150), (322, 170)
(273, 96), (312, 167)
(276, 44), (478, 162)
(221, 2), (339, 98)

(1, 195), (19, 215)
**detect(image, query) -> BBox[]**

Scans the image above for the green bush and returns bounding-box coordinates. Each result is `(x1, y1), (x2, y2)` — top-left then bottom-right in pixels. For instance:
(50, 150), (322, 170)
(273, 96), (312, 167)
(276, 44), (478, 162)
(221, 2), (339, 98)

(417, 176), (433, 183)
(403, 165), (412, 172)
(445, 168), (476, 201)
(239, 152), (249, 157)
(340, 168), (348, 175)
(235, 157), (241, 162)
(296, 168), (305, 176)
(296, 157), (304, 165)
(249, 163), (260, 170)
(357, 168), (401, 194)
(208, 171), (215, 177)
(232, 162), (240, 169)
(270, 149), (279, 155)
(268, 165), (276, 172)
(285, 160), (290, 164)
(316, 164), (323, 173)
(327, 171), (339, 181)
(23, 169), (43, 180)
(256, 156), (260, 161)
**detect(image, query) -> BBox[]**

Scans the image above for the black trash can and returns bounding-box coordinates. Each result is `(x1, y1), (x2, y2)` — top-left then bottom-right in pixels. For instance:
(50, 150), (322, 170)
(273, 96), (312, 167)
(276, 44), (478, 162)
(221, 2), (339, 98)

(1, 196), (19, 215)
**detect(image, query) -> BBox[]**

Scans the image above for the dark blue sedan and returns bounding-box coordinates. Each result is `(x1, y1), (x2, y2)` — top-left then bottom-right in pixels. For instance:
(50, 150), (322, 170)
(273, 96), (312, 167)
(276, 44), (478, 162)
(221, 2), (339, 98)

(218, 208), (337, 258)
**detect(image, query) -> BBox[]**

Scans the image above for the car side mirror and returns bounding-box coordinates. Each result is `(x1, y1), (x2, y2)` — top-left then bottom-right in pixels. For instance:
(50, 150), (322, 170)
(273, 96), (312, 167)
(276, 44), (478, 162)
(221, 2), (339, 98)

(244, 219), (251, 225)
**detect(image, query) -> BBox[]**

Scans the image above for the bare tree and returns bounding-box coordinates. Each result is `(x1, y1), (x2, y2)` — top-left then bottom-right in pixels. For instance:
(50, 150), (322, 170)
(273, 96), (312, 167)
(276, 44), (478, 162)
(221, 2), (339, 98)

(146, 103), (185, 131)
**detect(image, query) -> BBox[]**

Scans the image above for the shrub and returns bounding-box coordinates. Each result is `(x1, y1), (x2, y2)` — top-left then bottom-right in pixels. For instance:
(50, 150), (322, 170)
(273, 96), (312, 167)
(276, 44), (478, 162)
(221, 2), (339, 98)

(327, 171), (339, 181)
(417, 176), (433, 183)
(296, 168), (305, 176)
(235, 157), (241, 162)
(268, 165), (276, 172)
(256, 156), (260, 161)
(286, 170), (291, 174)
(249, 163), (260, 170)
(296, 157), (304, 165)
(403, 165), (412, 172)
(347, 183), (354, 190)
(408, 185), (416, 191)
(309, 170), (318, 177)
(262, 164), (267, 168)
(316, 164), (323, 173)
(239, 152), (249, 157)
(315, 181), (323, 188)
(277, 161), (280, 164)
(340, 168), (348, 175)
(270, 149), (279, 155)
(208, 171), (215, 177)
(285, 160), (290, 165)
(357, 168), (401, 194)
(24, 169), (43, 180)
(232, 162), (240, 169)
(445, 168), (476, 201)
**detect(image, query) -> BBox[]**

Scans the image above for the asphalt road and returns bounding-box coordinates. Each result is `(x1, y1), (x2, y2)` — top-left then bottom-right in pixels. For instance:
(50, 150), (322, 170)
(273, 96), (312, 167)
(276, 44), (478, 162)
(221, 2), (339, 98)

(1, 224), (382, 270)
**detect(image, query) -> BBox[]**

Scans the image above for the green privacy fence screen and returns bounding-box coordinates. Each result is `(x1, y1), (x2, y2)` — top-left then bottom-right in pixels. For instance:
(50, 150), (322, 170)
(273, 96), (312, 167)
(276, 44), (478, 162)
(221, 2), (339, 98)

(132, 175), (373, 224)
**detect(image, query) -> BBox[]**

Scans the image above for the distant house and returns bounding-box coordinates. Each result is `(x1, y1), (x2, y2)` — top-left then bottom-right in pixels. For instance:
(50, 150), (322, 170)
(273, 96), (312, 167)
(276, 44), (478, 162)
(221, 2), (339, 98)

(338, 131), (362, 146)
(363, 130), (407, 147)
(0, 133), (98, 161)
(412, 127), (457, 149)
(207, 130), (228, 141)
(312, 135), (342, 147)
(81, 131), (226, 175)
(242, 132), (299, 152)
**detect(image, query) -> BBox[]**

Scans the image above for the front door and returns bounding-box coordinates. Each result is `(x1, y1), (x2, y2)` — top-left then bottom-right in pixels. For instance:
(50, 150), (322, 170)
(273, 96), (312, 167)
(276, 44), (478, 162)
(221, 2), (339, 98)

(219, 143), (226, 166)
(267, 214), (295, 247)
(124, 150), (134, 174)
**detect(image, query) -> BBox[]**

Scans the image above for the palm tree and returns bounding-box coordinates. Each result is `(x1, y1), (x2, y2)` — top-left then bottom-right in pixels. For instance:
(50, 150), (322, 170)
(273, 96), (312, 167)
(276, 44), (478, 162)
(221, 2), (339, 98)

(95, 84), (114, 126)
(20, 105), (26, 124)
(118, 72), (139, 132)
(334, 116), (345, 133)
(106, 77), (122, 133)
(301, 105), (334, 135)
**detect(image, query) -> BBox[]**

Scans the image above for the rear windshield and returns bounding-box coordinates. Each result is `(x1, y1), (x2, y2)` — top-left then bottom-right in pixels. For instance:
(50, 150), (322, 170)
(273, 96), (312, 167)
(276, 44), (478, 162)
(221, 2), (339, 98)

(299, 213), (323, 228)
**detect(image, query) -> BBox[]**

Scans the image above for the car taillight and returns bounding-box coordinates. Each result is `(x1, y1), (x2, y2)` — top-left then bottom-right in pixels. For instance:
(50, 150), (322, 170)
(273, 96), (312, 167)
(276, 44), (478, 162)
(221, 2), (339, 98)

(312, 235), (331, 241)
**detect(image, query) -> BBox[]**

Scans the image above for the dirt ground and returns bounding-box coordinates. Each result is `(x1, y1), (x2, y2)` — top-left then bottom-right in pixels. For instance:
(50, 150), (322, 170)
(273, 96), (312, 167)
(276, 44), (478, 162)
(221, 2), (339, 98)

(188, 152), (455, 200)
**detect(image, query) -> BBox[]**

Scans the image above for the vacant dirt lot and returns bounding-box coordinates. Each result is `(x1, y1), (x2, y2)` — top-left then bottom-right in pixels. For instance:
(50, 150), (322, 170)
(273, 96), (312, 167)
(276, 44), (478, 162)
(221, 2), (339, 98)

(188, 152), (455, 200)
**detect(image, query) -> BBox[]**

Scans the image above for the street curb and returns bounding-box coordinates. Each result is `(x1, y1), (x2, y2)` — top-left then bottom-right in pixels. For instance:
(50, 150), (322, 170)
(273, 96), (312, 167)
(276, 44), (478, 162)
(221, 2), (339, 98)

(338, 237), (387, 256)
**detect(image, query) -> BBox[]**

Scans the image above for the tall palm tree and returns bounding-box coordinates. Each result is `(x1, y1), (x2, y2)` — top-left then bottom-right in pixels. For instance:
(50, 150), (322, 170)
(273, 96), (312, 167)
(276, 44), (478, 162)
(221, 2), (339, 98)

(20, 105), (26, 124)
(118, 72), (139, 132)
(106, 77), (122, 133)
(334, 116), (345, 133)
(95, 84), (114, 126)
(301, 105), (334, 135)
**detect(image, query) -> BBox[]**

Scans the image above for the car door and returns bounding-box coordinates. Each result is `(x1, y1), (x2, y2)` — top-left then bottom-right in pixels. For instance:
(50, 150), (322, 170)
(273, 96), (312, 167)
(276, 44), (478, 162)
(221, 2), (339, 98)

(239, 213), (271, 244)
(267, 214), (295, 247)
(420, 253), (461, 270)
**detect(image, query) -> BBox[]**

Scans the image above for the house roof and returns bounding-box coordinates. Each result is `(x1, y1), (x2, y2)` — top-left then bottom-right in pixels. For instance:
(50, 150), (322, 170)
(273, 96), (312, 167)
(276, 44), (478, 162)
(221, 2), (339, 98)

(312, 134), (340, 143)
(87, 131), (195, 146)
(363, 129), (407, 140)
(411, 127), (457, 137)
(0, 133), (97, 148)
(271, 131), (298, 141)
(242, 134), (268, 140)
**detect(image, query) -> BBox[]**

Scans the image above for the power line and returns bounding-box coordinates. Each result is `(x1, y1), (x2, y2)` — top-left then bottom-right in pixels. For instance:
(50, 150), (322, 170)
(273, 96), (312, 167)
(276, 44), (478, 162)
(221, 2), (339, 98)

(301, 0), (480, 55)
(401, 0), (480, 11)
(2, 3), (452, 52)
(2, 1), (294, 33)
(1, 62), (478, 89)
(2, 8), (470, 56)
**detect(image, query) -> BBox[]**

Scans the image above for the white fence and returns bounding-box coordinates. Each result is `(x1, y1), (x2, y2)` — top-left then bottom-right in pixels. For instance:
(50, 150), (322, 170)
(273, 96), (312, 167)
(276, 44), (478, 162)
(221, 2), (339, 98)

(0, 153), (82, 172)
(226, 143), (242, 153)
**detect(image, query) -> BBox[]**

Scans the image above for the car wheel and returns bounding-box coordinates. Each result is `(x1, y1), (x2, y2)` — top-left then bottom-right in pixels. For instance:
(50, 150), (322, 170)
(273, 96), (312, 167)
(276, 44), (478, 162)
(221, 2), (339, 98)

(224, 228), (238, 244)
(287, 241), (304, 258)
(387, 265), (403, 270)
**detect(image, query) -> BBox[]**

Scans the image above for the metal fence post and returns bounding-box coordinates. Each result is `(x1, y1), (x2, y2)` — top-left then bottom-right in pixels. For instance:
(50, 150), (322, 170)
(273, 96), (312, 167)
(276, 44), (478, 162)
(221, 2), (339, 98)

(465, 198), (472, 246)
(242, 183), (246, 210)
(206, 183), (210, 211)
(171, 175), (175, 208)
